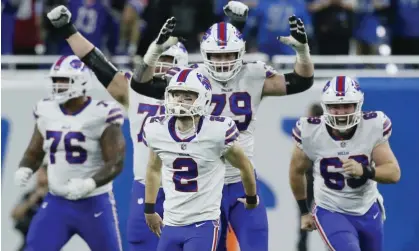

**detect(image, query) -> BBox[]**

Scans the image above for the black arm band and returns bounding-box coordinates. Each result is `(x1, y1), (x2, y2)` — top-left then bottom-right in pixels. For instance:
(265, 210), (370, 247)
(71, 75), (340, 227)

(297, 199), (309, 215)
(81, 48), (118, 88)
(144, 203), (155, 214)
(54, 22), (78, 39)
(284, 71), (314, 95)
(130, 77), (167, 100)
(361, 165), (376, 179)
(246, 195), (257, 205)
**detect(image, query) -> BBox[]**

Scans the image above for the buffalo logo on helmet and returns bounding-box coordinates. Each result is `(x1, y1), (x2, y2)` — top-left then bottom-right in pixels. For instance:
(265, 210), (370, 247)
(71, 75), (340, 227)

(69, 59), (85, 70)
(323, 81), (331, 93)
(352, 80), (361, 91)
(196, 73), (212, 91)
(202, 28), (212, 41)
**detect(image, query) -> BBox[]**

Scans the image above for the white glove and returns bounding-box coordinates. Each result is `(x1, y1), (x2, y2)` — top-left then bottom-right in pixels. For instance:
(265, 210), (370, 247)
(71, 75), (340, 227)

(144, 17), (179, 66)
(14, 167), (34, 187)
(278, 15), (310, 63)
(47, 5), (72, 28)
(223, 1), (249, 20)
(65, 178), (96, 200)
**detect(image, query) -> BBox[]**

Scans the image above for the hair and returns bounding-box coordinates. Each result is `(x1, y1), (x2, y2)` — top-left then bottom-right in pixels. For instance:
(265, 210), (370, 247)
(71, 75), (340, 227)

(309, 103), (323, 117)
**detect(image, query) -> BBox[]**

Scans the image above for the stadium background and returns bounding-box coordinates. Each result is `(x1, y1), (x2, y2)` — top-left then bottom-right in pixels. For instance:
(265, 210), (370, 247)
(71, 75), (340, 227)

(2, 0), (419, 250)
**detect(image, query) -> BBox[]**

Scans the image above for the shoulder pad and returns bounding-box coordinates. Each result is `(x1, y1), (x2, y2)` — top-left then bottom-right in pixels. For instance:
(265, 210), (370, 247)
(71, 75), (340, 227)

(95, 100), (125, 126)
(244, 60), (278, 79)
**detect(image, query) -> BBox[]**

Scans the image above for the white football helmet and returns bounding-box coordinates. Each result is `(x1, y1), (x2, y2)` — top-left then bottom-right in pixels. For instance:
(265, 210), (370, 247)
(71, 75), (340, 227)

(321, 76), (364, 131)
(49, 55), (93, 104)
(155, 42), (188, 76)
(200, 22), (245, 82)
(164, 69), (212, 117)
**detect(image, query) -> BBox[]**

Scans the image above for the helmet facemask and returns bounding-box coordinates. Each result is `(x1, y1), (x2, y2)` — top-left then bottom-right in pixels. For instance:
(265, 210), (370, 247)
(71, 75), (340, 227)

(202, 50), (244, 82)
(155, 55), (177, 77)
(50, 75), (86, 104)
(164, 88), (208, 117)
(321, 101), (363, 132)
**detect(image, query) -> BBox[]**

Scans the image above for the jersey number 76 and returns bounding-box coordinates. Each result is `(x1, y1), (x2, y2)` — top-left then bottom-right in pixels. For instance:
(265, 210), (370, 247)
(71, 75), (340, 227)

(46, 131), (87, 164)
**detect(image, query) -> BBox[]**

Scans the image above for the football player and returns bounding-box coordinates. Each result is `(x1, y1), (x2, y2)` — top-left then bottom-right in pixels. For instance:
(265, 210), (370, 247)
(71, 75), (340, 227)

(142, 68), (259, 251)
(289, 76), (401, 251)
(14, 55), (125, 251)
(45, 5), (189, 250)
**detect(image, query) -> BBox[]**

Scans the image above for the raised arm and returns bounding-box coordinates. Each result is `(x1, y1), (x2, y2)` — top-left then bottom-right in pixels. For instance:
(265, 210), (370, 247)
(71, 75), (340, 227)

(46, 6), (130, 107)
(262, 15), (314, 97)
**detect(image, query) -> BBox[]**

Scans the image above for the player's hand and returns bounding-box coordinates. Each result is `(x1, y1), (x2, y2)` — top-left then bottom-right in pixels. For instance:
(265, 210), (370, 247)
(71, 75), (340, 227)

(155, 17), (178, 48)
(237, 195), (260, 209)
(14, 167), (33, 187)
(343, 159), (364, 177)
(223, 1), (249, 22)
(145, 213), (163, 237)
(47, 5), (72, 28)
(278, 15), (308, 51)
(65, 178), (96, 200)
(301, 213), (316, 231)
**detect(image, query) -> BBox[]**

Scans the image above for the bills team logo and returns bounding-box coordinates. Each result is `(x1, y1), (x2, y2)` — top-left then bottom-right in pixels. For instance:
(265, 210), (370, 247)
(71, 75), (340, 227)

(202, 28), (211, 41)
(352, 80), (361, 91)
(196, 73), (212, 90)
(323, 81), (331, 93)
(70, 59), (84, 70)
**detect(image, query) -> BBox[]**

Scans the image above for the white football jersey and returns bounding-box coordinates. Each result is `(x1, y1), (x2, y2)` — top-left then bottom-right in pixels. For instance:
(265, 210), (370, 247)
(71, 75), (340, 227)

(167, 61), (276, 183)
(293, 111), (392, 215)
(143, 115), (239, 226)
(128, 86), (165, 180)
(34, 97), (124, 197)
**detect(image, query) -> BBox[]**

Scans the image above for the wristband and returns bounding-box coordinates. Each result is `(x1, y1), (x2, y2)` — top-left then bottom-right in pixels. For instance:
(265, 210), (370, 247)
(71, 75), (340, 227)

(297, 199), (309, 215)
(144, 203), (155, 214)
(361, 165), (376, 179)
(246, 195), (257, 205)
(58, 23), (78, 39)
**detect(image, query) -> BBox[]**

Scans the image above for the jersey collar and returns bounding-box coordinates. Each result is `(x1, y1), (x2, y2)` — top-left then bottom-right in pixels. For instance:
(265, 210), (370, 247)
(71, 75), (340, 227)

(59, 96), (92, 116)
(168, 116), (204, 142)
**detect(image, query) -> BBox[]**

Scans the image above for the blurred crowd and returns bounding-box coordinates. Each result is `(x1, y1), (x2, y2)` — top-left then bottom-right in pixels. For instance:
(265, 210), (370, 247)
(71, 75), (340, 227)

(2, 0), (419, 62)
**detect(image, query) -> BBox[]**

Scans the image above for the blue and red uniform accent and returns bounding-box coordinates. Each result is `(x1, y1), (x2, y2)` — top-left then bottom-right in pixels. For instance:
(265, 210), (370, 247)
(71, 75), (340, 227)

(217, 22), (227, 46)
(53, 55), (69, 70)
(335, 76), (346, 96)
(176, 69), (193, 83)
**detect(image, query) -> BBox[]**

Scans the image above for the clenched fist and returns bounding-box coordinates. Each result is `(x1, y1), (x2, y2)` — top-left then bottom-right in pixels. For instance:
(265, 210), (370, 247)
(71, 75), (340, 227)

(47, 5), (72, 28)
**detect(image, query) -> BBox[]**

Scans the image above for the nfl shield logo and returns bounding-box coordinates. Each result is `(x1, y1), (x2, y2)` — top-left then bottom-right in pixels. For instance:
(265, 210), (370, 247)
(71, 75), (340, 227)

(340, 142), (347, 148)
(181, 143), (187, 150)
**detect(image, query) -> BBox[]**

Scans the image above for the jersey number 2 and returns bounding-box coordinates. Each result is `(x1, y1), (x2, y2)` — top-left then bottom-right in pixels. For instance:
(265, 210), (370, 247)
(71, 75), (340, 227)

(172, 158), (198, 192)
(46, 131), (87, 164)
(320, 155), (369, 190)
(211, 92), (252, 131)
